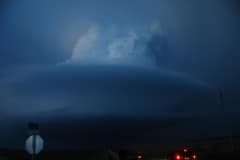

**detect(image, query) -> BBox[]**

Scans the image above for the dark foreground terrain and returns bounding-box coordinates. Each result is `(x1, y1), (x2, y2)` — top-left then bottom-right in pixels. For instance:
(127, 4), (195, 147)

(0, 137), (240, 160)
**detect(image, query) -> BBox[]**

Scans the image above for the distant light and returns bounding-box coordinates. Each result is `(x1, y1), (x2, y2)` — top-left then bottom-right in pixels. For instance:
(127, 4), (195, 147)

(183, 148), (188, 152)
(137, 155), (142, 159)
(137, 152), (142, 160)
(176, 154), (181, 160)
(193, 155), (197, 159)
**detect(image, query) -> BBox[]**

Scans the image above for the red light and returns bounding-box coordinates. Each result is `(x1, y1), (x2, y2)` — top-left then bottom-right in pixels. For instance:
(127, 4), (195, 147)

(176, 154), (181, 160)
(193, 155), (197, 159)
(183, 148), (188, 152)
(137, 155), (142, 159)
(137, 152), (142, 160)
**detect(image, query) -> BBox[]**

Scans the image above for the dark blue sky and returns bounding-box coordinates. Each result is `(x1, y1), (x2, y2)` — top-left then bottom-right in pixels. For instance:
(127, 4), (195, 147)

(0, 0), (239, 148)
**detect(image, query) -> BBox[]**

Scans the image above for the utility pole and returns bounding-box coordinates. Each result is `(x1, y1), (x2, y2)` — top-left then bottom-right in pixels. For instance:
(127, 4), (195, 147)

(218, 88), (234, 152)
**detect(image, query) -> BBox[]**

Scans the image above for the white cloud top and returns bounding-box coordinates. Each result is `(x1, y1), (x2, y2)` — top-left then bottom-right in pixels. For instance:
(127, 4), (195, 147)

(63, 23), (165, 68)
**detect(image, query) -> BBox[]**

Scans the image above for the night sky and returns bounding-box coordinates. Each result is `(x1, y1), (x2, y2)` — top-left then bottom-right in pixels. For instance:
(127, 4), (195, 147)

(0, 0), (240, 149)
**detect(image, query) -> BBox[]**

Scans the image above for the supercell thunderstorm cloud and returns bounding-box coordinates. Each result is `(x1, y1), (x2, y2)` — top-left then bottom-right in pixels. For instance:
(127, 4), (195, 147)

(0, 0), (239, 149)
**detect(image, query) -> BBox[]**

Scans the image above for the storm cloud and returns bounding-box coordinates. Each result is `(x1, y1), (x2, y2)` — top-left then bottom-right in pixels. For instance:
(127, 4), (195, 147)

(64, 23), (168, 68)
(0, 65), (222, 148)
(0, 0), (239, 148)
(3, 65), (217, 115)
